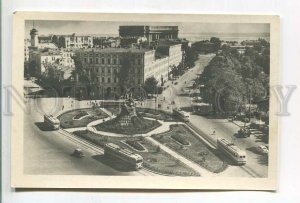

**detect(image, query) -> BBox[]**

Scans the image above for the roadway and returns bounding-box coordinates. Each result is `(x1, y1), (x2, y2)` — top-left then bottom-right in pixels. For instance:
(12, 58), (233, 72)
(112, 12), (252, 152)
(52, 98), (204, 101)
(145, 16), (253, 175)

(23, 98), (153, 176)
(158, 54), (268, 177)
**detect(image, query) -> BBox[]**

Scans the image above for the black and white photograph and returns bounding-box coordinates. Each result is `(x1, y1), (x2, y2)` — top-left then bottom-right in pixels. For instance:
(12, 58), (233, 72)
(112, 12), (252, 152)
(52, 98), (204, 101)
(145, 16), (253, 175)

(11, 12), (279, 190)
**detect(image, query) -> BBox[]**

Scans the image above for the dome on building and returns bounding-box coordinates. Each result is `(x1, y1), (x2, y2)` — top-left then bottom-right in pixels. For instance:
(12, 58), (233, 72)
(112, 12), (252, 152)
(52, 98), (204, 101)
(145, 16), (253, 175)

(30, 28), (38, 35)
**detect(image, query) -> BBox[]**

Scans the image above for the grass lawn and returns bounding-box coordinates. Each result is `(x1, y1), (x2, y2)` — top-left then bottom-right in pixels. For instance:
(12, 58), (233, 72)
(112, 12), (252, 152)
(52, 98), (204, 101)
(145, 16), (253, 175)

(58, 108), (109, 129)
(105, 106), (121, 116)
(136, 108), (179, 122)
(95, 116), (161, 135)
(152, 124), (227, 173)
(73, 130), (199, 176)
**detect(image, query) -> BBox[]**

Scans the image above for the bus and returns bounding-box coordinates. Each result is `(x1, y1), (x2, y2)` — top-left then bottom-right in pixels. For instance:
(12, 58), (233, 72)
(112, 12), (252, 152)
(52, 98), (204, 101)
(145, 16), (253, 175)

(192, 102), (213, 115)
(173, 109), (190, 122)
(104, 143), (143, 170)
(217, 138), (246, 165)
(44, 115), (60, 130)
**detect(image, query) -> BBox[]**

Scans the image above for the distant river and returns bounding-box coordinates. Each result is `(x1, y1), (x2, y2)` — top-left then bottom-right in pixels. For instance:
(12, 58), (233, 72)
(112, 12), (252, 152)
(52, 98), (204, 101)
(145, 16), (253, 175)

(179, 33), (270, 43)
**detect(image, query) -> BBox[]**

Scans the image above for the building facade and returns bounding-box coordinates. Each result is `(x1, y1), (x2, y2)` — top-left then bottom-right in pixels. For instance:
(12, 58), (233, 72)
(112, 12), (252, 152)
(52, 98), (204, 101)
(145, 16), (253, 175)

(29, 49), (75, 76)
(53, 34), (93, 49)
(75, 43), (182, 97)
(119, 26), (179, 43)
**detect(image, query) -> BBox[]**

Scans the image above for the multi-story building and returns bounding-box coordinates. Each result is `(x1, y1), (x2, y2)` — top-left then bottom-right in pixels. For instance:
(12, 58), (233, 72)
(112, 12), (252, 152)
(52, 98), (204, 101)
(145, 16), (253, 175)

(75, 42), (182, 97)
(29, 49), (75, 76)
(119, 26), (179, 44)
(24, 39), (30, 62)
(53, 34), (93, 49)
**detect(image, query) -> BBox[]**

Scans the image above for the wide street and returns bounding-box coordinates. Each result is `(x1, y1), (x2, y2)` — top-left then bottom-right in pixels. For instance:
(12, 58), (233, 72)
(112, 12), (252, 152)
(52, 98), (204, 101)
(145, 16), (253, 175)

(23, 54), (268, 178)
(23, 98), (152, 176)
(158, 54), (268, 177)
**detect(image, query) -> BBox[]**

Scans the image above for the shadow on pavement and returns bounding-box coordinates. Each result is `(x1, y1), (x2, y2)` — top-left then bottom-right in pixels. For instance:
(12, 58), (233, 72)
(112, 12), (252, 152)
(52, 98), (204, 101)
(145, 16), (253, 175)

(91, 154), (135, 172)
(202, 114), (228, 119)
(214, 150), (239, 166)
(257, 154), (268, 166)
(180, 106), (194, 112)
(246, 146), (261, 155)
(246, 147), (268, 166)
(35, 122), (54, 131)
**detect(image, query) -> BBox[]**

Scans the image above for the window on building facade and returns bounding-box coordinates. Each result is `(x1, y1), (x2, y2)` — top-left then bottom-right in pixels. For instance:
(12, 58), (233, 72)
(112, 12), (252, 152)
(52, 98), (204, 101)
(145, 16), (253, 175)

(138, 78), (141, 84)
(89, 58), (93, 64)
(96, 58), (99, 64)
(102, 67), (104, 73)
(108, 68), (111, 73)
(113, 58), (116, 65)
(114, 77), (117, 83)
(138, 59), (141, 65)
(102, 77), (105, 83)
(108, 78), (111, 83)
(101, 58), (105, 64)
(84, 58), (87, 63)
(107, 58), (111, 64)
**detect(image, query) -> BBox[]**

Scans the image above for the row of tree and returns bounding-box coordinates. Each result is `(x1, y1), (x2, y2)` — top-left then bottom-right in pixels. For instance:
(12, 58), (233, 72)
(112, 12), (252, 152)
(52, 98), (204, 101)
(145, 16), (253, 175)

(199, 39), (270, 114)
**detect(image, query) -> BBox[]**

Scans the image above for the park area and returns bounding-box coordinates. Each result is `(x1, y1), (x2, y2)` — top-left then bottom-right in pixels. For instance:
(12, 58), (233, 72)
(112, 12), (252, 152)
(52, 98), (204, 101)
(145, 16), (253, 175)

(73, 130), (199, 176)
(94, 116), (161, 135)
(58, 108), (109, 129)
(152, 124), (227, 173)
(136, 108), (179, 122)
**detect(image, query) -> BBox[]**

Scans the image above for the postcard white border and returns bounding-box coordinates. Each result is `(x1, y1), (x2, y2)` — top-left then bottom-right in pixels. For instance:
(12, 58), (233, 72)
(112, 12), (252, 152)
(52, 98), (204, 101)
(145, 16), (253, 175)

(11, 12), (279, 190)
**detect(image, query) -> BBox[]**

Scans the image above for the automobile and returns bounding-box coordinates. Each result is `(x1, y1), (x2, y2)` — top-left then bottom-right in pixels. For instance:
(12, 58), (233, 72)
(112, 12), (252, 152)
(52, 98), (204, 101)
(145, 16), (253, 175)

(73, 148), (85, 158)
(235, 128), (251, 138)
(257, 145), (269, 154)
(174, 82), (178, 85)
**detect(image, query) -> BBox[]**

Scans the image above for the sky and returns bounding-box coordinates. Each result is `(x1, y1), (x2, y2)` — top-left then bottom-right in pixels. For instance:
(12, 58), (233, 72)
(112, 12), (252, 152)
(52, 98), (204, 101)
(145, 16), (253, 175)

(25, 20), (270, 37)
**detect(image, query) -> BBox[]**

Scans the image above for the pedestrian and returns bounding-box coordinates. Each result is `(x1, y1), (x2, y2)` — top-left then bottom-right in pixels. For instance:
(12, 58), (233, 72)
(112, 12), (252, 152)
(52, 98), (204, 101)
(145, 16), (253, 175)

(212, 130), (216, 135)
(62, 105), (64, 110)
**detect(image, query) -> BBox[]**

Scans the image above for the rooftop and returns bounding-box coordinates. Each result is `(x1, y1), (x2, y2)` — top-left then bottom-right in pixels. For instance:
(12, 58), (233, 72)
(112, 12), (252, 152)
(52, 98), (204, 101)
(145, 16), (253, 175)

(76, 47), (153, 53)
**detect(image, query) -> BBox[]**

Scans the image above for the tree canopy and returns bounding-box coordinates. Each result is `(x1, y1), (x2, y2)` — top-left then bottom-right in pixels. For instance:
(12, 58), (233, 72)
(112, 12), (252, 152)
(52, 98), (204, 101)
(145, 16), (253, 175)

(199, 39), (270, 114)
(143, 76), (159, 94)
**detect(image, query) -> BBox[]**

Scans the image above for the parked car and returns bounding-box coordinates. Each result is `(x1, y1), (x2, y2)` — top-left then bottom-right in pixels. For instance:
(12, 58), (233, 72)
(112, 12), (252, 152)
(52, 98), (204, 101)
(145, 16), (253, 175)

(235, 128), (251, 138)
(257, 145), (269, 154)
(73, 148), (85, 158)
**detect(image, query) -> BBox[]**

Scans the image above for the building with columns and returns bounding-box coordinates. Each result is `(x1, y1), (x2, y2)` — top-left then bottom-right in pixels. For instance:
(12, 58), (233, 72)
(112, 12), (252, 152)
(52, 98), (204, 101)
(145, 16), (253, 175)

(119, 26), (179, 44)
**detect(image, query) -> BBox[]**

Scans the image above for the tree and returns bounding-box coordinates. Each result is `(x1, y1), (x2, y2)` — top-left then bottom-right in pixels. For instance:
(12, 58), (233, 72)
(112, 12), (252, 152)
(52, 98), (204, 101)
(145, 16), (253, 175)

(184, 46), (198, 68)
(71, 55), (97, 98)
(210, 37), (222, 52)
(118, 52), (135, 94)
(143, 76), (159, 94)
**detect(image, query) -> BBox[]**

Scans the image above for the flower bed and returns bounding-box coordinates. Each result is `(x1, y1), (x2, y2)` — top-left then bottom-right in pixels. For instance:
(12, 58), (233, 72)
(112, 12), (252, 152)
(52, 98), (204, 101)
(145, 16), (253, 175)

(153, 124), (227, 173)
(95, 116), (161, 135)
(58, 108), (109, 129)
(124, 140), (145, 151)
(171, 134), (190, 145)
(73, 111), (89, 120)
(73, 130), (199, 176)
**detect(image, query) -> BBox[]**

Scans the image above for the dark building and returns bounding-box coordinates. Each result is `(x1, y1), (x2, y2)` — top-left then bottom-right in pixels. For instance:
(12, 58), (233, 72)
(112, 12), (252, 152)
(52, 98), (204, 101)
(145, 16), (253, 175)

(119, 26), (179, 43)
